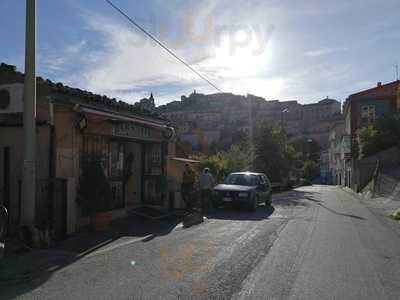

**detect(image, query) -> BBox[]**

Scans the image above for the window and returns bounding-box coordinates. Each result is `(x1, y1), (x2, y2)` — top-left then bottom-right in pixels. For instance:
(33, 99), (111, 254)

(361, 105), (375, 125)
(81, 135), (126, 209)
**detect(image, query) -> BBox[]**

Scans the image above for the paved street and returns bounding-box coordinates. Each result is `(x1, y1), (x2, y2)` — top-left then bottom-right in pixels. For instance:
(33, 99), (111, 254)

(2, 185), (400, 300)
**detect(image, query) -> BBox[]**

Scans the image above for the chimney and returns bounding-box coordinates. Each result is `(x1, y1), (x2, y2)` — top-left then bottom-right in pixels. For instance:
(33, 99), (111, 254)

(377, 82), (382, 87)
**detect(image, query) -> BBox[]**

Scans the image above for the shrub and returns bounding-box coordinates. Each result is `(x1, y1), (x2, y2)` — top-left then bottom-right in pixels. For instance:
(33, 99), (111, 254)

(302, 160), (319, 181)
(76, 161), (113, 215)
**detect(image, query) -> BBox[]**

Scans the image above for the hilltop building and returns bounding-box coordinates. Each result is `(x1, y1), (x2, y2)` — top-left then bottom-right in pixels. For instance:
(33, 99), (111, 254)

(158, 91), (341, 153)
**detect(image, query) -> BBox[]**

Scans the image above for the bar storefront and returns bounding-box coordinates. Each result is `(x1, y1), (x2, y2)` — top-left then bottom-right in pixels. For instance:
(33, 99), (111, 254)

(72, 105), (175, 228)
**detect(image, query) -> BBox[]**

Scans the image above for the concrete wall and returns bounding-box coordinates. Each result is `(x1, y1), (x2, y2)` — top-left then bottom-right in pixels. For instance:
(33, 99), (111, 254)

(53, 105), (83, 232)
(0, 125), (50, 233)
(353, 147), (400, 191)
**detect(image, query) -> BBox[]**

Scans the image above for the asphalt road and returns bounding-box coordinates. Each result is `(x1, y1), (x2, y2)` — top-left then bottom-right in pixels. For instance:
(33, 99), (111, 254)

(2, 185), (400, 299)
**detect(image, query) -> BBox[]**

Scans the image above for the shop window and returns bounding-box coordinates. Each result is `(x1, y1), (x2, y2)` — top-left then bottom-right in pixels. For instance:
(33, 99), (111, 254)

(81, 135), (126, 209)
(81, 135), (110, 174)
(110, 142), (124, 178)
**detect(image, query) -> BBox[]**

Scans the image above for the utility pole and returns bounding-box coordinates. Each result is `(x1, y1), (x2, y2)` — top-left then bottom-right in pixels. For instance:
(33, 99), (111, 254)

(21, 0), (36, 227)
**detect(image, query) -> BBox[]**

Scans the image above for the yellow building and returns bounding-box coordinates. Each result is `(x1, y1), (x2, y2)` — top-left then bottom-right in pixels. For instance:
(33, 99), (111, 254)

(0, 63), (176, 237)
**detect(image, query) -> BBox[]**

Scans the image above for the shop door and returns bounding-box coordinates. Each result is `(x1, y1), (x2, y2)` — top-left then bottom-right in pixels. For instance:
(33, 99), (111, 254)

(109, 141), (125, 209)
(142, 143), (164, 207)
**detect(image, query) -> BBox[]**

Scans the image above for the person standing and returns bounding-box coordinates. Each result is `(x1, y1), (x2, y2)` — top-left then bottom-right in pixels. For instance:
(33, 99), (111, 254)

(181, 163), (195, 213)
(199, 168), (215, 212)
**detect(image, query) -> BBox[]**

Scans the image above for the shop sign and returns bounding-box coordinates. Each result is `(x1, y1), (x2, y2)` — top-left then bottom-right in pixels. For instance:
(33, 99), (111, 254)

(113, 122), (153, 139)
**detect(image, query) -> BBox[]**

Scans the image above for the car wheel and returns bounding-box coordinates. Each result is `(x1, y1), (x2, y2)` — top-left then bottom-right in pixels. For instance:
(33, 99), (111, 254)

(265, 194), (272, 207)
(213, 200), (221, 209)
(249, 195), (258, 211)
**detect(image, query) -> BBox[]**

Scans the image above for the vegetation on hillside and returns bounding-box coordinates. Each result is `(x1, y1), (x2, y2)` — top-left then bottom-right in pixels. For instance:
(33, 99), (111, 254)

(355, 111), (400, 160)
(253, 122), (298, 183)
(290, 137), (321, 162)
(192, 121), (320, 184)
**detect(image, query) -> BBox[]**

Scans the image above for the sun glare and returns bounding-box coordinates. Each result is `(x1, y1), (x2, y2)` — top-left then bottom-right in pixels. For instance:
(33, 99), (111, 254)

(213, 35), (272, 78)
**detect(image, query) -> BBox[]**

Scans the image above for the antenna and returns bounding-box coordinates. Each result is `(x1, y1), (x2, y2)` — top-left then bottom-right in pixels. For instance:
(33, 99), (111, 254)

(394, 63), (399, 81)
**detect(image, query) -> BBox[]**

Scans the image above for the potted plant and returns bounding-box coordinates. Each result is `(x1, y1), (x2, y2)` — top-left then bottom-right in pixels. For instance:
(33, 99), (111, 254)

(77, 160), (113, 231)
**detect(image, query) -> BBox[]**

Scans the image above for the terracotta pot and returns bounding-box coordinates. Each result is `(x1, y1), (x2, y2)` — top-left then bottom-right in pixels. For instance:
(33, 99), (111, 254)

(91, 211), (112, 231)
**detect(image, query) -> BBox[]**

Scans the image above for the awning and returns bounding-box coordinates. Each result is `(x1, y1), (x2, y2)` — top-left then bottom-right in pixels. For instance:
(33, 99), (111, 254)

(171, 157), (200, 163)
(80, 106), (168, 130)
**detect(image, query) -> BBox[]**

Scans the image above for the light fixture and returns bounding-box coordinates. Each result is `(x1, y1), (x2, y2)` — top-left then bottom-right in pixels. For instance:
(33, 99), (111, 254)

(77, 115), (88, 131)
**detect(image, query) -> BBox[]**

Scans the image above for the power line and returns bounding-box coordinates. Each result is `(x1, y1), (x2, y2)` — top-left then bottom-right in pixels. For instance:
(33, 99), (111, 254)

(104, 0), (222, 92)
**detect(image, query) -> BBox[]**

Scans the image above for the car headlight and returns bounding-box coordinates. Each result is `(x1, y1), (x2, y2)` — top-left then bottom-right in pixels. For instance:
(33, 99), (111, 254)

(238, 192), (249, 198)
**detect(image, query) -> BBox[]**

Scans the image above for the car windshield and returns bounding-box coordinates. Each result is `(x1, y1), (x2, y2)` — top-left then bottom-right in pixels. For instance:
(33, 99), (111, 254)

(224, 174), (258, 186)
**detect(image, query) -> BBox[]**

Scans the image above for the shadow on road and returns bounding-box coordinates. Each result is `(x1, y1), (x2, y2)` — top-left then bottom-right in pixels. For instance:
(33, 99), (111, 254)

(272, 188), (365, 220)
(0, 214), (183, 299)
(272, 189), (320, 207)
(206, 205), (275, 221)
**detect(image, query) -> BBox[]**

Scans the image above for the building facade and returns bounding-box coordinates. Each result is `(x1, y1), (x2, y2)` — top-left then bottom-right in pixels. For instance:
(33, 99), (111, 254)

(159, 92), (341, 153)
(0, 63), (175, 236)
(343, 80), (400, 190)
(327, 118), (345, 184)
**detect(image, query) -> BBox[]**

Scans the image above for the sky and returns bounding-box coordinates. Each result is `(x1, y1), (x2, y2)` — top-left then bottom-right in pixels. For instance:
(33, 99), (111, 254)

(1, 0), (399, 106)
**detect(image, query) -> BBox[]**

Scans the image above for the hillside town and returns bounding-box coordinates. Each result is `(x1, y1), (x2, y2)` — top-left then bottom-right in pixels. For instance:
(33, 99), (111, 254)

(137, 81), (400, 192)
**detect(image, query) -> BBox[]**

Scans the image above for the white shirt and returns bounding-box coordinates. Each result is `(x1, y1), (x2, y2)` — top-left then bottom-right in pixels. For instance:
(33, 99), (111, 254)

(199, 172), (215, 190)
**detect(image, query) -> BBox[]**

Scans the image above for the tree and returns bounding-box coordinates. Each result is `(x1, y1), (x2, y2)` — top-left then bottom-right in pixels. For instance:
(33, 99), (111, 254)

(290, 137), (321, 162)
(253, 122), (297, 182)
(192, 142), (254, 183)
(192, 153), (227, 183)
(302, 160), (319, 181)
(76, 161), (113, 216)
(355, 125), (379, 160)
(224, 143), (254, 174)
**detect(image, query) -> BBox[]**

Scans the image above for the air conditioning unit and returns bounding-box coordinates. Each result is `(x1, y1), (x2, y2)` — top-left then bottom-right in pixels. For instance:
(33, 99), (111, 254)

(0, 83), (24, 113)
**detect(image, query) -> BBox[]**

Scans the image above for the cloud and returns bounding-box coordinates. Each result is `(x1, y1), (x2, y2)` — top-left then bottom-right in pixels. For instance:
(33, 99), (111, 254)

(304, 47), (346, 57)
(32, 0), (397, 106)
(61, 1), (276, 104)
(39, 39), (88, 75)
